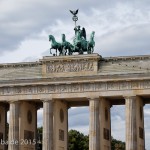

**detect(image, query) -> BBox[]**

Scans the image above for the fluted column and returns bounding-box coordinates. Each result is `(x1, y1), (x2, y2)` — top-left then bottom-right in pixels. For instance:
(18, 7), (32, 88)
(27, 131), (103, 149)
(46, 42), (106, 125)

(8, 101), (19, 150)
(89, 98), (99, 150)
(125, 96), (137, 150)
(42, 100), (53, 150)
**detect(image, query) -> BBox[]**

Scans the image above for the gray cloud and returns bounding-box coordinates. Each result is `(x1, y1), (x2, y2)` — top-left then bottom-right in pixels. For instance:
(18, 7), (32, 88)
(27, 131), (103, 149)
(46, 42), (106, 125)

(98, 24), (150, 57)
(0, 0), (98, 52)
(1, 0), (150, 55)
(68, 107), (89, 127)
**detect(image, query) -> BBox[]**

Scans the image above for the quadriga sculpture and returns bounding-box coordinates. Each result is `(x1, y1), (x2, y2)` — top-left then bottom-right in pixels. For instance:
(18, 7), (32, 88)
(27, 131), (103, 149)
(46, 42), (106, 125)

(49, 30), (95, 56)
(48, 9), (96, 56)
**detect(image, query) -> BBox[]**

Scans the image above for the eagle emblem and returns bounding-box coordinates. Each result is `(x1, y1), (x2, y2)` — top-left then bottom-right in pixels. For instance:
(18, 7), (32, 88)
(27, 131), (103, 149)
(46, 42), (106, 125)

(69, 9), (78, 16)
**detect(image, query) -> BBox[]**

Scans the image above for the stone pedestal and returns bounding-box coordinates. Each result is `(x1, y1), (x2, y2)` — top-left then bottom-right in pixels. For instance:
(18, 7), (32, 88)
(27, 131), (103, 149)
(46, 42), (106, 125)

(53, 100), (68, 150)
(0, 104), (7, 150)
(125, 96), (145, 150)
(42, 100), (53, 150)
(89, 98), (100, 150)
(99, 98), (111, 150)
(8, 101), (19, 150)
(19, 101), (37, 150)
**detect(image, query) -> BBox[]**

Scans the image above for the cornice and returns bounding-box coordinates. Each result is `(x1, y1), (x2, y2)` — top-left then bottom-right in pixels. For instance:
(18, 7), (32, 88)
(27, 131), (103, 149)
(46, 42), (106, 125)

(40, 53), (101, 63)
(0, 73), (149, 87)
(102, 55), (150, 62)
(0, 62), (41, 69)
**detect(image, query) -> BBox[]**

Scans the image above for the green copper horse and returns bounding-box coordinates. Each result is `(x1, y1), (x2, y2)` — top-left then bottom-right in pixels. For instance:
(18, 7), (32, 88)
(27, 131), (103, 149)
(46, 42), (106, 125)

(49, 35), (62, 56)
(88, 31), (95, 54)
(49, 28), (95, 56)
(61, 34), (73, 55)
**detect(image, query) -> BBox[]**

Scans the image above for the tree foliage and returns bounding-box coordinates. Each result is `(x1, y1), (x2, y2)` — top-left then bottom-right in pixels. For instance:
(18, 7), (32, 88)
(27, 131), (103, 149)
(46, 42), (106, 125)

(111, 136), (125, 150)
(68, 130), (89, 150)
(68, 130), (125, 150)
(37, 128), (125, 150)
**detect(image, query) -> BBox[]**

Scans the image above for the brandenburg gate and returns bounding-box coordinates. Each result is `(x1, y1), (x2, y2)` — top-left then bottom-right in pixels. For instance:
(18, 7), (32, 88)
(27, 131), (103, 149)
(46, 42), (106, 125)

(0, 9), (150, 150)
(0, 53), (150, 150)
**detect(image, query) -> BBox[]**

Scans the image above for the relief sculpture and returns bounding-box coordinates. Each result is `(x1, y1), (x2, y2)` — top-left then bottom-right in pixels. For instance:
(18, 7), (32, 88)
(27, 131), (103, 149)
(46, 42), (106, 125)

(0, 80), (149, 96)
(46, 61), (94, 73)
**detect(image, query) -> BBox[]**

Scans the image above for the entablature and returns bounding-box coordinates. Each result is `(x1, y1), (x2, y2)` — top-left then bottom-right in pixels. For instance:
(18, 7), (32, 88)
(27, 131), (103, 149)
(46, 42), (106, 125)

(0, 54), (149, 84)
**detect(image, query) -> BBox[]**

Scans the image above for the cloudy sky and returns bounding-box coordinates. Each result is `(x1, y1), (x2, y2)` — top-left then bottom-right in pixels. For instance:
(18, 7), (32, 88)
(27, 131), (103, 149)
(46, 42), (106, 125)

(2, 0), (150, 148)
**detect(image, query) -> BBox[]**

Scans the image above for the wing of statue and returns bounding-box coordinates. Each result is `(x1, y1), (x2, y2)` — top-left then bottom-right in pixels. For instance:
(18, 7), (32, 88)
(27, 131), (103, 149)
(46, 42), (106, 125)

(75, 9), (78, 15)
(70, 10), (74, 15)
(70, 9), (79, 15)
(81, 27), (86, 40)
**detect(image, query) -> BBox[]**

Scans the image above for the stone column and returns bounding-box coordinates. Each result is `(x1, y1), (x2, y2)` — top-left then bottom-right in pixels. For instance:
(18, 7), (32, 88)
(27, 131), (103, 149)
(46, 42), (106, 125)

(125, 96), (145, 150)
(19, 101), (37, 150)
(125, 96), (137, 150)
(8, 101), (19, 150)
(42, 100), (53, 150)
(89, 98), (100, 150)
(53, 100), (68, 150)
(99, 97), (111, 150)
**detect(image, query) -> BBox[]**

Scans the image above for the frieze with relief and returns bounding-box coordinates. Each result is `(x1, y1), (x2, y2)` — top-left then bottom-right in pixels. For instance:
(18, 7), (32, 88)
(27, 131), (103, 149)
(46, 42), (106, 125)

(46, 60), (94, 73)
(0, 80), (149, 96)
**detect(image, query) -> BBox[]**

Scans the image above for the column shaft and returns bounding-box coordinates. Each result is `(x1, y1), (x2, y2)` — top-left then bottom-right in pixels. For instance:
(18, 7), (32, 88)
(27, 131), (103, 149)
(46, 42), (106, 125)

(99, 98), (111, 150)
(42, 100), (53, 150)
(126, 97), (137, 150)
(89, 99), (99, 150)
(8, 102), (19, 150)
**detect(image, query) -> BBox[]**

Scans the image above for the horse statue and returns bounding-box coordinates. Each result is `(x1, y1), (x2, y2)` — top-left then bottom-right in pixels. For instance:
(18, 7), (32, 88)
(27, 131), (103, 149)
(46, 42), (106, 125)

(48, 26), (95, 56)
(73, 26), (88, 54)
(87, 31), (95, 54)
(61, 34), (73, 55)
(49, 35), (62, 56)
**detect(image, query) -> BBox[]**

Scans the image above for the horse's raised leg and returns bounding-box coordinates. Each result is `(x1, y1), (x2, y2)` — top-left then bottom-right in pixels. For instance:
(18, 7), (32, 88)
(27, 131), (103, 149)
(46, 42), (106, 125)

(50, 48), (52, 54)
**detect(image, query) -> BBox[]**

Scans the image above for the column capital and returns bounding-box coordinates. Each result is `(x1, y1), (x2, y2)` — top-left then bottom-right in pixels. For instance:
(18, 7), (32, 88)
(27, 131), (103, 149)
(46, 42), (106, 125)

(124, 95), (136, 100)
(87, 97), (99, 101)
(41, 99), (54, 103)
(8, 100), (20, 104)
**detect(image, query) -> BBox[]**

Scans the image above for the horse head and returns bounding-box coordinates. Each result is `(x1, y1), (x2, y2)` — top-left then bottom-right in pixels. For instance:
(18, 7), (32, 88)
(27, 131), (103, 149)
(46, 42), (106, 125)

(49, 35), (54, 41)
(87, 31), (95, 54)
(90, 31), (95, 41)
